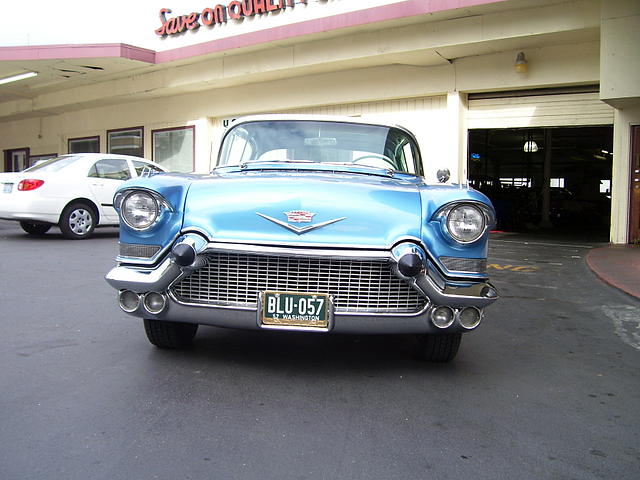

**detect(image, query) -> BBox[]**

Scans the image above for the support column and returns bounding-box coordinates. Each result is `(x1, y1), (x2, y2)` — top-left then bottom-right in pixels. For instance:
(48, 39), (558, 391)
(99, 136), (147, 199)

(446, 91), (468, 184)
(610, 108), (633, 244)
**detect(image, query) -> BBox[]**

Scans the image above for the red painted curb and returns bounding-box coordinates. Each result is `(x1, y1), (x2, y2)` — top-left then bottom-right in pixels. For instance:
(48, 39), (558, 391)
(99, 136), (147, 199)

(586, 247), (640, 300)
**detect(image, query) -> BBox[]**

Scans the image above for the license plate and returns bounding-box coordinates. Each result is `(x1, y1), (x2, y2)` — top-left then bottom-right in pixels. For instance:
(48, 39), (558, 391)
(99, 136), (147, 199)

(2, 183), (12, 193)
(261, 291), (330, 329)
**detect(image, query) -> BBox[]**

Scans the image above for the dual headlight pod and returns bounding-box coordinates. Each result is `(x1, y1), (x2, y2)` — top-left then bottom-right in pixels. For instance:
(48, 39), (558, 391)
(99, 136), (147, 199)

(115, 189), (172, 231)
(435, 202), (495, 244)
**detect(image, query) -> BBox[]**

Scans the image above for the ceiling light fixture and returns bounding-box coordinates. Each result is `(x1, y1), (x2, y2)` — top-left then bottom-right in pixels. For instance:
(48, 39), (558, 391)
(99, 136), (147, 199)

(0, 71), (38, 86)
(514, 52), (528, 74)
(524, 131), (538, 153)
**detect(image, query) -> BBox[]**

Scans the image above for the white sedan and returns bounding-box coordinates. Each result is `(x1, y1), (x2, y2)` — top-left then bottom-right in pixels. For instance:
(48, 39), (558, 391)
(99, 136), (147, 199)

(0, 153), (166, 239)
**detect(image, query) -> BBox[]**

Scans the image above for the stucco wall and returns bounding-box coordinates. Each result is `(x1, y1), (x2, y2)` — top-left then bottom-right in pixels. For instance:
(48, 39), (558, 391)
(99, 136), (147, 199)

(600, 0), (640, 105)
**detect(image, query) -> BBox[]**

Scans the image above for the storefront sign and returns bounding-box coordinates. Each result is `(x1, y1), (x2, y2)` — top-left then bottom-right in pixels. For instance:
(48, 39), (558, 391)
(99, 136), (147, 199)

(156, 0), (308, 37)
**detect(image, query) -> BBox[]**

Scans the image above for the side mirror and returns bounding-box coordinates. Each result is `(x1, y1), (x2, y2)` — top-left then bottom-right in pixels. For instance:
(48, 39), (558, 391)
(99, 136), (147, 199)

(436, 168), (450, 183)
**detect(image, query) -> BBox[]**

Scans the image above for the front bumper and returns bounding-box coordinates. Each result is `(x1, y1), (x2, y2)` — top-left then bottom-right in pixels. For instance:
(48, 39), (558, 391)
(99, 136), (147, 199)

(106, 236), (498, 334)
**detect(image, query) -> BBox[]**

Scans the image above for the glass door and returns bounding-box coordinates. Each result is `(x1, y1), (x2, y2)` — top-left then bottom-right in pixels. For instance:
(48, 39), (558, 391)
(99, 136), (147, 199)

(4, 148), (29, 172)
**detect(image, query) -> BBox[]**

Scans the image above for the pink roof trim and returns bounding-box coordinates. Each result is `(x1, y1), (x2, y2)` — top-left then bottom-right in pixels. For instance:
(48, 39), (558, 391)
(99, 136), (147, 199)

(0, 0), (505, 65)
(0, 43), (156, 63)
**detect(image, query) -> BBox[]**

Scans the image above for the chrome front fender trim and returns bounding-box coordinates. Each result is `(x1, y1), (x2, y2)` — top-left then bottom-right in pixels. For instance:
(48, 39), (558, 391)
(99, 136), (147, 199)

(415, 275), (498, 308)
(105, 256), (185, 292)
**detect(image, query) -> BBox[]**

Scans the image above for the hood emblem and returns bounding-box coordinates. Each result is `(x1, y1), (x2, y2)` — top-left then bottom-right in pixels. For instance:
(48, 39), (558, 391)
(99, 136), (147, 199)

(285, 210), (316, 223)
(257, 212), (346, 235)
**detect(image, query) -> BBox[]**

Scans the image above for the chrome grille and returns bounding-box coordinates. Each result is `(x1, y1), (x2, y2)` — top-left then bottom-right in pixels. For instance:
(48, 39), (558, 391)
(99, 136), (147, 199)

(171, 252), (428, 314)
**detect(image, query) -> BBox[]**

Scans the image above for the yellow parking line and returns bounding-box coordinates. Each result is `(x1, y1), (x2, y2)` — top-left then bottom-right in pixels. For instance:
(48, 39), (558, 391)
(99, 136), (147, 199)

(487, 264), (539, 273)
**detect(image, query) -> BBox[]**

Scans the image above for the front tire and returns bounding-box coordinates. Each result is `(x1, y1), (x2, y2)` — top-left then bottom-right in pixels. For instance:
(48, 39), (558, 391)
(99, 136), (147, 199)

(59, 202), (96, 239)
(415, 333), (462, 362)
(143, 319), (198, 349)
(20, 221), (51, 235)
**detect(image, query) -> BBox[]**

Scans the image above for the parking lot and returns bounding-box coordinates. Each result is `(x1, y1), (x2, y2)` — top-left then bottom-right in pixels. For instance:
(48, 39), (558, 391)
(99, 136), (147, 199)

(0, 220), (638, 480)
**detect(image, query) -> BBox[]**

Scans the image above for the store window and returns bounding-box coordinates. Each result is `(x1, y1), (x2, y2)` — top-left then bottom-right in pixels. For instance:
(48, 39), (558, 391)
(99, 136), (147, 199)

(69, 136), (100, 154)
(153, 126), (194, 172)
(108, 127), (143, 157)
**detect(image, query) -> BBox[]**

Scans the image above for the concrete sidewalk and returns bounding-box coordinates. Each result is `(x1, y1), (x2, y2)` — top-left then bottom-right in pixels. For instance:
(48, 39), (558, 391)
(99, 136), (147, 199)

(586, 244), (640, 300)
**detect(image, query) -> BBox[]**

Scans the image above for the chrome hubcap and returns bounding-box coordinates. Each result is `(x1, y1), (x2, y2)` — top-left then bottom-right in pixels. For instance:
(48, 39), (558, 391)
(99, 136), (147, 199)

(69, 209), (93, 235)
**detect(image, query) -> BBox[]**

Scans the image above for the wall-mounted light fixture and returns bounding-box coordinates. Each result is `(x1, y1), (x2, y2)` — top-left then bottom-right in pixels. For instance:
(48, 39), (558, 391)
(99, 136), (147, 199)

(0, 71), (38, 86)
(514, 52), (528, 74)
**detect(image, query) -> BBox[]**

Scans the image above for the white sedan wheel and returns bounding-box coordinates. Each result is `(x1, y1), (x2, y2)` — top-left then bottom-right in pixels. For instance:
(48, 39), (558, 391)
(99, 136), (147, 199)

(60, 203), (96, 239)
(69, 208), (93, 235)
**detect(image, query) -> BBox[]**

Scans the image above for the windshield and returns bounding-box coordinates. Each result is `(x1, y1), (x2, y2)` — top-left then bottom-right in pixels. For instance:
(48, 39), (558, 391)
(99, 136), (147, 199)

(24, 155), (80, 173)
(217, 120), (422, 175)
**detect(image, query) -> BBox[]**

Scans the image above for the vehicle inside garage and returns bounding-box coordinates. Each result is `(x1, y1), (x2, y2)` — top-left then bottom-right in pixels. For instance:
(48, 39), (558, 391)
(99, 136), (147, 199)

(468, 126), (613, 240)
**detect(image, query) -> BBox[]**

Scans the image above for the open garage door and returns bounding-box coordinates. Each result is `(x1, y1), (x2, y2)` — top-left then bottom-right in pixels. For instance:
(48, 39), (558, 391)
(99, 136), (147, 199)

(467, 91), (614, 240)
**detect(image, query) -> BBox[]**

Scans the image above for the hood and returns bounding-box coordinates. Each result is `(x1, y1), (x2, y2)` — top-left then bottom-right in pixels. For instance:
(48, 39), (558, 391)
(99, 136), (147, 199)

(183, 170), (423, 248)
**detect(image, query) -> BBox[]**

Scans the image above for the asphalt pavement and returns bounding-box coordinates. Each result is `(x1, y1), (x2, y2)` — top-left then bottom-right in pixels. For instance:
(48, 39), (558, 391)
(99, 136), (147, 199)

(0, 221), (639, 480)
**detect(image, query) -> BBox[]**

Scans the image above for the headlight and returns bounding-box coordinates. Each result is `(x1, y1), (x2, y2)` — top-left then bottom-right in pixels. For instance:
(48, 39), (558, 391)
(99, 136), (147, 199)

(446, 204), (486, 243)
(121, 191), (159, 230)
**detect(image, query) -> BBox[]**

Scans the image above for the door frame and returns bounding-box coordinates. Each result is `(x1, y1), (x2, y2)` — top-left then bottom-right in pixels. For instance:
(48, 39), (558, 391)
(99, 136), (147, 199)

(629, 126), (640, 243)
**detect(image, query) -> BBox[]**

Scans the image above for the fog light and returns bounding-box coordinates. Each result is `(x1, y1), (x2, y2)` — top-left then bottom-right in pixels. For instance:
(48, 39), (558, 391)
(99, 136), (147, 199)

(119, 290), (140, 313)
(431, 306), (455, 329)
(143, 292), (167, 314)
(459, 307), (482, 329)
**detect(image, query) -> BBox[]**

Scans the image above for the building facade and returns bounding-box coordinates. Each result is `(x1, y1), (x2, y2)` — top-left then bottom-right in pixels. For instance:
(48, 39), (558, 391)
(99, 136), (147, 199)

(1, 0), (638, 242)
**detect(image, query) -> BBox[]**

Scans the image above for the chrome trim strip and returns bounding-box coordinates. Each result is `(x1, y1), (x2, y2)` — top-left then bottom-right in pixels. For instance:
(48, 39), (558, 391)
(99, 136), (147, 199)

(199, 242), (391, 260)
(181, 227), (213, 240)
(166, 289), (430, 317)
(178, 233), (424, 252)
(166, 289), (253, 311)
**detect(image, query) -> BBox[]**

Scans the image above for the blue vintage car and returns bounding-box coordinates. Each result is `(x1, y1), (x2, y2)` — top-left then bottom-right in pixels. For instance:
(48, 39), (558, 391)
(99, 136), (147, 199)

(105, 116), (498, 361)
